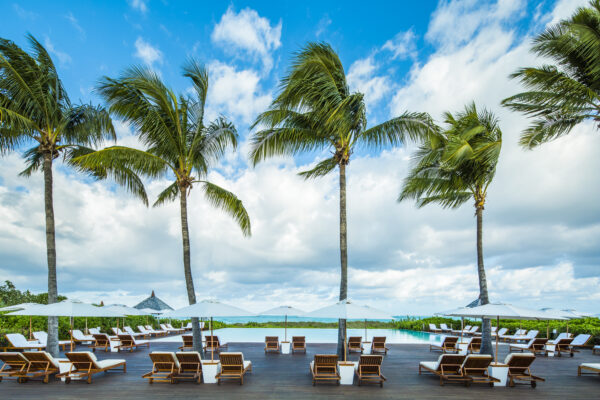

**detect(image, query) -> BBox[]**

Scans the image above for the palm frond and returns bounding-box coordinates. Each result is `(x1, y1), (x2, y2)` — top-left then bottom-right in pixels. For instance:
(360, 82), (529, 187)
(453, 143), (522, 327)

(298, 157), (337, 180)
(200, 181), (251, 236)
(153, 182), (179, 208)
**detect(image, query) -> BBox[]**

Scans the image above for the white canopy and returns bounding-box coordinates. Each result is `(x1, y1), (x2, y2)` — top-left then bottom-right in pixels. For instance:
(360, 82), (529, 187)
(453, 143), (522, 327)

(161, 299), (254, 318)
(443, 303), (567, 320)
(540, 308), (592, 319)
(139, 308), (165, 315)
(0, 302), (43, 312)
(259, 305), (305, 317)
(303, 299), (394, 320)
(6, 300), (125, 318)
(105, 304), (149, 316)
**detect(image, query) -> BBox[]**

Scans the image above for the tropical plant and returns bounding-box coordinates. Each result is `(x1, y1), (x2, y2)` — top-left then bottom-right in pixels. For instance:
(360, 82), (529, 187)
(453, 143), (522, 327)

(249, 42), (434, 357)
(502, 0), (600, 148)
(73, 60), (251, 352)
(0, 35), (115, 357)
(399, 102), (502, 356)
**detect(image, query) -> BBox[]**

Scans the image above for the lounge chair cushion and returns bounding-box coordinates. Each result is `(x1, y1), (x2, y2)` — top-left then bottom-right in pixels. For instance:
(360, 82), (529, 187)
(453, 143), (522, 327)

(176, 351), (202, 360)
(6, 333), (44, 348)
(152, 352), (180, 368)
(580, 363), (600, 370)
(96, 359), (126, 369)
(419, 361), (439, 371)
(34, 351), (61, 369)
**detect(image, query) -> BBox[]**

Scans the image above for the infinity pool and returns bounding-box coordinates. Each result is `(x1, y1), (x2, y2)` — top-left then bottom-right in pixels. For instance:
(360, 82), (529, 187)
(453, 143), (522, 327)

(152, 328), (440, 344)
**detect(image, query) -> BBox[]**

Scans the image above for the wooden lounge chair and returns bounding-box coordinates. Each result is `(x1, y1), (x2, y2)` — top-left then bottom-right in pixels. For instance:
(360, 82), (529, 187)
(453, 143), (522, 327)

(174, 352), (202, 383)
(507, 330), (538, 344)
(549, 337), (574, 357)
(0, 352), (29, 383)
(429, 336), (459, 353)
(474, 326), (496, 337)
(205, 336), (227, 353)
(91, 334), (112, 352)
(216, 352), (252, 385)
(88, 328), (101, 335)
(371, 337), (389, 355)
(3, 333), (45, 352)
(179, 335), (194, 351)
(160, 324), (181, 334)
(166, 323), (185, 334)
(495, 328), (508, 338)
(452, 325), (471, 334)
(568, 334), (592, 354)
(594, 345), (599, 355)
(348, 336), (363, 353)
(17, 352), (61, 384)
(578, 363), (600, 377)
(505, 353), (545, 388)
(429, 324), (442, 333)
(33, 331), (71, 350)
(440, 323), (452, 333)
(419, 354), (466, 385)
(465, 326), (480, 336)
(461, 355), (499, 386)
(265, 336), (280, 353)
(142, 352), (179, 384)
(57, 351), (126, 384)
(117, 334), (150, 352)
(467, 337), (482, 354)
(310, 354), (340, 386)
(146, 325), (167, 336)
(356, 355), (386, 387)
(124, 326), (148, 339)
(509, 338), (549, 355)
(71, 329), (95, 344)
(292, 336), (306, 353)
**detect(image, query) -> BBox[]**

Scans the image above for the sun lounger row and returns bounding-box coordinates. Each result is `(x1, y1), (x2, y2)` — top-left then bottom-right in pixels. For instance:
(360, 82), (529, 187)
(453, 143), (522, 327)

(310, 354), (386, 387)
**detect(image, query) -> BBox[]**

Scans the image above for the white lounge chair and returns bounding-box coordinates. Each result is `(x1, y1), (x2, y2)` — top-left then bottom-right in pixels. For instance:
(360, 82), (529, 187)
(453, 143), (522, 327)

(145, 325), (167, 336)
(111, 327), (126, 336)
(429, 336), (459, 353)
(429, 324), (442, 333)
(495, 328), (509, 338)
(88, 328), (101, 335)
(593, 345), (599, 355)
(451, 325), (471, 334)
(507, 330), (538, 343)
(57, 351), (126, 383)
(465, 326), (479, 336)
(509, 338), (549, 355)
(578, 363), (600, 377)
(123, 326), (146, 338)
(117, 334), (150, 352)
(160, 324), (181, 334)
(548, 332), (572, 344)
(440, 323), (452, 333)
(71, 329), (95, 344)
(33, 331), (71, 350)
(419, 353), (466, 385)
(4, 334), (45, 351)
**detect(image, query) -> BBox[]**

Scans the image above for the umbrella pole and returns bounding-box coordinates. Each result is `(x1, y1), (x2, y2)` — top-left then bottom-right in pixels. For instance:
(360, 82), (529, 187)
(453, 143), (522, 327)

(343, 320), (347, 362)
(547, 321), (550, 339)
(70, 318), (74, 352)
(29, 317), (33, 340)
(495, 315), (499, 362)
(461, 317), (464, 342)
(285, 315), (288, 342)
(211, 317), (214, 362)
(364, 319), (367, 342)
(85, 318), (88, 335)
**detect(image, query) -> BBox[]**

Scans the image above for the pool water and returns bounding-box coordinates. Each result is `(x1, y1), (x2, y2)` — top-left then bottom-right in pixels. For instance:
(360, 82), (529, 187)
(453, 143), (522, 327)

(152, 328), (438, 344)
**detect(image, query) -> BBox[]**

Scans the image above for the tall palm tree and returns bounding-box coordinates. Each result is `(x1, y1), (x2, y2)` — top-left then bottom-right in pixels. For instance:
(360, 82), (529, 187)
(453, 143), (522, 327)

(399, 103), (502, 357)
(502, 0), (600, 148)
(0, 35), (115, 357)
(74, 60), (251, 352)
(249, 42), (434, 357)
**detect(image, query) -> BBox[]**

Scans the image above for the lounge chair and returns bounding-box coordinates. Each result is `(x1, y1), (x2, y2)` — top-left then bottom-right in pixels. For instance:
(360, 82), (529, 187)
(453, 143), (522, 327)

(0, 352), (29, 383)
(166, 323), (185, 334)
(310, 354), (340, 386)
(355, 355), (386, 387)
(578, 363), (600, 377)
(548, 337), (574, 357)
(57, 351), (126, 384)
(174, 352), (203, 383)
(548, 332), (571, 344)
(429, 324), (442, 333)
(507, 330), (539, 344)
(159, 324), (179, 334)
(111, 327), (125, 336)
(509, 338), (549, 355)
(594, 345), (599, 355)
(142, 352), (179, 383)
(569, 334), (592, 353)
(467, 337), (481, 354)
(124, 326), (147, 338)
(137, 325), (157, 337)
(216, 352), (252, 385)
(440, 323), (452, 333)
(16, 352), (61, 384)
(117, 334), (150, 352)
(505, 353), (544, 388)
(88, 328), (101, 335)
(179, 335), (194, 351)
(460, 354), (499, 386)
(71, 329), (95, 344)
(474, 326), (496, 337)
(372, 337), (389, 355)
(33, 331), (71, 350)
(185, 322), (193, 331)
(205, 336), (227, 353)
(465, 326), (480, 336)
(292, 336), (306, 353)
(3, 333), (45, 352)
(265, 336), (279, 353)
(348, 336), (363, 353)
(91, 334), (112, 352)
(429, 336), (459, 353)
(495, 328), (508, 338)
(452, 325), (471, 334)
(419, 353), (466, 385)
(144, 325), (167, 336)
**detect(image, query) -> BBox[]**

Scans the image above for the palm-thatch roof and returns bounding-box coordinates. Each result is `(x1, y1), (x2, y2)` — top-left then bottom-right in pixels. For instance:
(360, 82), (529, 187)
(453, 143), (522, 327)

(133, 291), (173, 311)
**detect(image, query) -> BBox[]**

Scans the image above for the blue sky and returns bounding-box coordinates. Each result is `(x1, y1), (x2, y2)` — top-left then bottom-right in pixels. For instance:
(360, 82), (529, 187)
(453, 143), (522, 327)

(1, 0), (599, 315)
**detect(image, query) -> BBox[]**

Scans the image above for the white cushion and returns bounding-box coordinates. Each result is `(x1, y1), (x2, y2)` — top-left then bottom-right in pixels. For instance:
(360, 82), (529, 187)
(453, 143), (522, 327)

(571, 334), (591, 346)
(38, 351), (60, 369)
(6, 333), (33, 347)
(419, 361), (439, 371)
(96, 359), (125, 369)
(243, 360), (251, 369)
(134, 339), (149, 346)
(581, 363), (600, 370)
(511, 343), (529, 350)
(594, 345), (600, 349)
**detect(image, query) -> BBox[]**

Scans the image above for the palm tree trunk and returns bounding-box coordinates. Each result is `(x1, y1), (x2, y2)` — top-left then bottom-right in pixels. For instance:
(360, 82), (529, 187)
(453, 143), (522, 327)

(476, 205), (493, 356)
(337, 163), (348, 359)
(43, 151), (59, 357)
(179, 188), (202, 352)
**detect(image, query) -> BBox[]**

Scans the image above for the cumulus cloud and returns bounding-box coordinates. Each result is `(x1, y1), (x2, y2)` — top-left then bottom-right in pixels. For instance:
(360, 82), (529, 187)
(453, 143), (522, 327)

(211, 6), (282, 73)
(347, 57), (392, 107)
(65, 12), (85, 40)
(134, 37), (162, 67)
(382, 29), (417, 60)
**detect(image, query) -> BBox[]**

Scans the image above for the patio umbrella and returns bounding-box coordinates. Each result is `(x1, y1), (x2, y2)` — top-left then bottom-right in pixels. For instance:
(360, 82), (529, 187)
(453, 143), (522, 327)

(259, 306), (305, 342)
(139, 308), (164, 325)
(0, 303), (43, 339)
(7, 300), (125, 351)
(106, 304), (150, 334)
(162, 299), (254, 361)
(303, 299), (394, 362)
(540, 308), (590, 335)
(443, 303), (567, 362)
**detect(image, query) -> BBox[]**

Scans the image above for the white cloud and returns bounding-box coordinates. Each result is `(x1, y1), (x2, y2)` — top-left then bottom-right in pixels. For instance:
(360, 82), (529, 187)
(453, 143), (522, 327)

(65, 12), (85, 40)
(211, 6), (282, 73)
(316, 15), (332, 37)
(129, 0), (148, 14)
(43, 37), (71, 65)
(382, 29), (417, 60)
(347, 56), (392, 106)
(13, 4), (36, 20)
(134, 37), (162, 67)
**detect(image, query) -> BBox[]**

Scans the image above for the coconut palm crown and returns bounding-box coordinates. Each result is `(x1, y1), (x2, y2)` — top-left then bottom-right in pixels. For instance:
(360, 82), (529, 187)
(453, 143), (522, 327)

(399, 102), (502, 356)
(250, 42), (434, 357)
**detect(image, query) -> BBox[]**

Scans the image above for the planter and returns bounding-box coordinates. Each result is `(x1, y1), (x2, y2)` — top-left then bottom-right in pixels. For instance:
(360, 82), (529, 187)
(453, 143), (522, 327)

(281, 341), (290, 354)
(201, 361), (220, 384)
(362, 341), (372, 354)
(338, 361), (357, 385)
(488, 362), (508, 386)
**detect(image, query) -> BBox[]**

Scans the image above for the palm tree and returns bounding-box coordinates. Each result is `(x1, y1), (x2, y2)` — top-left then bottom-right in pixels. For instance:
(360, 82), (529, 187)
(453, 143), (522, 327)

(249, 42), (434, 357)
(73, 60), (251, 352)
(502, 0), (600, 148)
(0, 35), (115, 357)
(399, 102), (502, 357)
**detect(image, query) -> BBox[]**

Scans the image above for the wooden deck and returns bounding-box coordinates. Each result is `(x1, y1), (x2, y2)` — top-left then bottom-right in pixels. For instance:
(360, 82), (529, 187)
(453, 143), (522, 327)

(0, 341), (598, 399)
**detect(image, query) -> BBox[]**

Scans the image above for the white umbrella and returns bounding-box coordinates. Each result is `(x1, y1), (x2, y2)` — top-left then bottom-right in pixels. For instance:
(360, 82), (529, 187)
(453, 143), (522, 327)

(7, 300), (125, 351)
(259, 305), (305, 342)
(540, 308), (591, 335)
(0, 302), (43, 339)
(105, 304), (150, 333)
(304, 299), (394, 361)
(163, 299), (254, 361)
(443, 303), (567, 362)
(140, 308), (165, 315)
